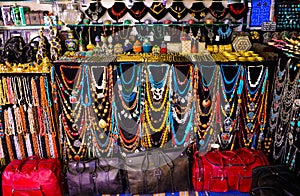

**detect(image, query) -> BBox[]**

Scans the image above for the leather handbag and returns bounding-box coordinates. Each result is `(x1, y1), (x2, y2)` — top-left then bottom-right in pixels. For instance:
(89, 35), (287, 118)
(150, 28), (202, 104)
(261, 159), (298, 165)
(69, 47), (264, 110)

(251, 165), (300, 196)
(192, 148), (269, 193)
(66, 157), (124, 196)
(125, 147), (191, 194)
(2, 157), (63, 196)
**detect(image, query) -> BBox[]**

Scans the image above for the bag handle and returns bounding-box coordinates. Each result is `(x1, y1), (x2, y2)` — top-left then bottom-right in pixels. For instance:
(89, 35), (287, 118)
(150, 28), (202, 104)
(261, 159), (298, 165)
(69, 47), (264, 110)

(141, 149), (175, 171)
(17, 156), (39, 172)
(216, 150), (247, 169)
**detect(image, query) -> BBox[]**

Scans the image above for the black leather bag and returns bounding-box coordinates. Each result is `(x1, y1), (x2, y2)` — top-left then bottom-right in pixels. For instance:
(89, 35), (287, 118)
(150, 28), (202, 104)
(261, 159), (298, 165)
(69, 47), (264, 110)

(251, 165), (300, 196)
(66, 158), (124, 196)
(125, 147), (191, 194)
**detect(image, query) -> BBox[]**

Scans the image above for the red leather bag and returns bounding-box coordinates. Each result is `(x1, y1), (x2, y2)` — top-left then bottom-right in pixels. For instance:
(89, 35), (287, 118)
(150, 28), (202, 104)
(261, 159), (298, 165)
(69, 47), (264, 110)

(192, 148), (269, 193)
(2, 157), (63, 196)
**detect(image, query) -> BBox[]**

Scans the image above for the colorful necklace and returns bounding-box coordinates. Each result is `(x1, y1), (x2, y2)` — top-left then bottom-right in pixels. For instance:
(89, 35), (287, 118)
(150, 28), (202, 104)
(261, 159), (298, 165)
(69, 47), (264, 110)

(229, 3), (247, 20)
(108, 2), (128, 22)
(217, 26), (232, 40)
(80, 64), (92, 107)
(209, 2), (228, 20)
(128, 2), (148, 21)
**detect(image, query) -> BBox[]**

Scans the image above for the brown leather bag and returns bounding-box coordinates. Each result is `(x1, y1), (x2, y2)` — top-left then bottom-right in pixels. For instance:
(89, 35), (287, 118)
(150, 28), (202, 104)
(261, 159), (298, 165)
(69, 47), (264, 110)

(66, 158), (124, 196)
(125, 148), (191, 194)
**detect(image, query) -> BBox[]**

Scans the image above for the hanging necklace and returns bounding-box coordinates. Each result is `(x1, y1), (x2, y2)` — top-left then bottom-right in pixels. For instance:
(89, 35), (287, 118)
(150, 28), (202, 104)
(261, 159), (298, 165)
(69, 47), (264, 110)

(247, 65), (265, 89)
(205, 26), (214, 44)
(218, 64), (242, 149)
(80, 65), (92, 107)
(217, 26), (232, 40)
(60, 65), (80, 91)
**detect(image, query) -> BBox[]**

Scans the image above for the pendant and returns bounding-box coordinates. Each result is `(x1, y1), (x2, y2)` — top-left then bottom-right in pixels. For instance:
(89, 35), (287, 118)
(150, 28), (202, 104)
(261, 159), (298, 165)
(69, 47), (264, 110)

(202, 99), (211, 108)
(249, 102), (256, 112)
(247, 112), (255, 120)
(199, 139), (205, 146)
(99, 119), (107, 129)
(247, 133), (253, 140)
(224, 103), (231, 114)
(246, 122), (254, 130)
(224, 117), (232, 132)
(69, 96), (77, 104)
(221, 132), (230, 144)
(73, 140), (81, 148)
(72, 124), (78, 131)
(74, 155), (80, 161)
(99, 132), (105, 139)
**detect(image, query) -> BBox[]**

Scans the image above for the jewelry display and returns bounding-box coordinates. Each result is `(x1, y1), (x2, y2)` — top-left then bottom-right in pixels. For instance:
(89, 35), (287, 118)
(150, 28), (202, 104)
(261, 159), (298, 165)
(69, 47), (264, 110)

(170, 65), (194, 147)
(107, 2), (128, 23)
(205, 26), (214, 44)
(85, 1), (106, 23)
(217, 26), (232, 40)
(273, 59), (300, 162)
(189, 2), (208, 21)
(168, 2), (189, 21)
(149, 2), (167, 21)
(209, 2), (228, 21)
(217, 64), (243, 150)
(128, 2), (148, 22)
(228, 3), (248, 20)
(240, 66), (268, 149)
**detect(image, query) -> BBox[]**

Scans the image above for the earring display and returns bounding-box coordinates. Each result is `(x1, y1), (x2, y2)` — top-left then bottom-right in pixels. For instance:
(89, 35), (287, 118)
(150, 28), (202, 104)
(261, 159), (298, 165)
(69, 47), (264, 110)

(85, 1), (106, 23)
(168, 1), (189, 21)
(276, 2), (300, 30)
(189, 2), (208, 21)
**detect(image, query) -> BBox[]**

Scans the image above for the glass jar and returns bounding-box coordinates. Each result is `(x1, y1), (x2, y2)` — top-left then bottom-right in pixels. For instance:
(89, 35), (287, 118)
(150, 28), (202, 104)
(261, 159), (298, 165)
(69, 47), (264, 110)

(61, 3), (82, 25)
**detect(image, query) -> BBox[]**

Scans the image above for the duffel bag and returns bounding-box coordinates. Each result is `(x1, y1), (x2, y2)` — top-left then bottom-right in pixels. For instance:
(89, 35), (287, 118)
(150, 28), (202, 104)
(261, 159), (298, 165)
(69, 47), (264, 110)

(192, 148), (269, 193)
(2, 156), (63, 196)
(66, 157), (124, 196)
(125, 147), (191, 194)
(251, 165), (300, 196)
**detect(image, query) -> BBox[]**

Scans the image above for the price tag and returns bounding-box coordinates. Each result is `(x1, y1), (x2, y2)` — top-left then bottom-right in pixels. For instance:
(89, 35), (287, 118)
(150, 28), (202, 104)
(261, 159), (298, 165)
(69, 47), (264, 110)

(148, 35), (154, 42)
(164, 35), (171, 42)
(215, 35), (220, 42)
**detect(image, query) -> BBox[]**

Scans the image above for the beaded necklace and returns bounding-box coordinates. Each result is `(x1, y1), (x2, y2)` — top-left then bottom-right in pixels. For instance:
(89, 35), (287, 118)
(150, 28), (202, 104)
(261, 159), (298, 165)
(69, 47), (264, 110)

(217, 26), (232, 40)
(229, 3), (247, 20)
(60, 65), (80, 91)
(145, 69), (170, 112)
(108, 2), (128, 22)
(80, 65), (92, 107)
(218, 64), (243, 149)
(241, 67), (268, 148)
(209, 2), (228, 20)
(170, 101), (194, 146)
(128, 2), (148, 21)
(142, 120), (169, 149)
(172, 65), (192, 95)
